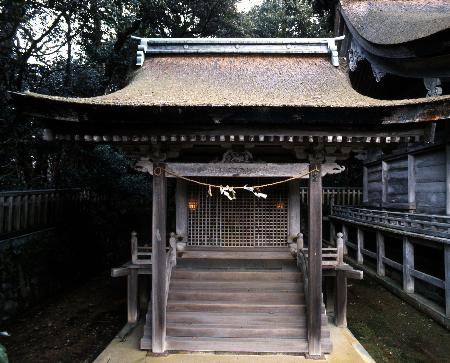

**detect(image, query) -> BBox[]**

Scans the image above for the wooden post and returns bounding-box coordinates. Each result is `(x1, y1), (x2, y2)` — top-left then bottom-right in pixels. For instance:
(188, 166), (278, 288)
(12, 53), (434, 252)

(334, 269), (347, 328)
(376, 232), (385, 277)
(403, 237), (414, 293)
(446, 144), (450, 216)
(445, 245), (450, 317)
(381, 161), (388, 205)
(329, 221), (336, 246)
(128, 269), (139, 324)
(176, 180), (188, 240)
(325, 277), (334, 315)
(288, 180), (301, 238)
(308, 162), (322, 357)
(131, 231), (138, 264)
(152, 162), (167, 353)
(342, 224), (348, 255)
(362, 166), (368, 204)
(336, 232), (344, 265)
(357, 228), (364, 264)
(408, 155), (416, 211)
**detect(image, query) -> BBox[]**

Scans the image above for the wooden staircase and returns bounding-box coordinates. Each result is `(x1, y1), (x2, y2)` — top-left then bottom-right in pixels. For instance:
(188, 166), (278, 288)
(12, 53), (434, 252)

(160, 260), (332, 354)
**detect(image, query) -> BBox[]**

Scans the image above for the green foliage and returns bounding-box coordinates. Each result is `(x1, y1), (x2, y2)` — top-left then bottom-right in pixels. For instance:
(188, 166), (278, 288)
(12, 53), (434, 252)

(0, 344), (7, 363)
(0, 0), (331, 193)
(246, 0), (330, 38)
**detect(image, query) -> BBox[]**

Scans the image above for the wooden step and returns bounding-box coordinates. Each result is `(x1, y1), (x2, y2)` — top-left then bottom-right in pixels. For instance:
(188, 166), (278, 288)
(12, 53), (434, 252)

(167, 301), (312, 314)
(166, 336), (311, 353)
(171, 270), (302, 282)
(166, 311), (322, 325)
(166, 323), (331, 339)
(180, 250), (294, 260)
(169, 290), (304, 304)
(170, 280), (303, 292)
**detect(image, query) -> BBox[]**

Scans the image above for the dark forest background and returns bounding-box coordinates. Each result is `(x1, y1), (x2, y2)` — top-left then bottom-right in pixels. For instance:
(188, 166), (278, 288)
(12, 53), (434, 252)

(0, 0), (339, 193)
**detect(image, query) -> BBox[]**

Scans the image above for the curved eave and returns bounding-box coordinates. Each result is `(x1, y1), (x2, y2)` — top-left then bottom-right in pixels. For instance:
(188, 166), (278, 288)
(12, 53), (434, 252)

(11, 91), (450, 127)
(340, 0), (450, 46)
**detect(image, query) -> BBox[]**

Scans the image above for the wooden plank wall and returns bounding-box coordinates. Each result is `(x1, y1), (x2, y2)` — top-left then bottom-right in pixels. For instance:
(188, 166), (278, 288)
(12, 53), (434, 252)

(386, 158), (408, 204)
(365, 147), (447, 214)
(366, 164), (382, 206)
(415, 150), (446, 214)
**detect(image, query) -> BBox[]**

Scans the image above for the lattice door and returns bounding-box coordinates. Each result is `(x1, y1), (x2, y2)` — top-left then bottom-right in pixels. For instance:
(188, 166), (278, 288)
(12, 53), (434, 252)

(187, 179), (288, 247)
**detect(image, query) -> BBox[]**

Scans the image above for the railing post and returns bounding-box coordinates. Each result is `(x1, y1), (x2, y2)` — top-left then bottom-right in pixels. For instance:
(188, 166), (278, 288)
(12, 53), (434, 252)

(376, 232), (385, 276)
(334, 268), (347, 328)
(357, 228), (364, 264)
(307, 162), (322, 357)
(403, 237), (414, 293)
(336, 232), (344, 265)
(131, 231), (138, 264)
(152, 162), (167, 354)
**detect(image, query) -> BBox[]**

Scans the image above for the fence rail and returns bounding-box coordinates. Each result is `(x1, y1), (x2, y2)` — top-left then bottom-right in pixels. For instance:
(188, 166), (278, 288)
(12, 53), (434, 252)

(0, 188), (87, 238)
(329, 205), (450, 327)
(331, 205), (450, 240)
(300, 187), (362, 206)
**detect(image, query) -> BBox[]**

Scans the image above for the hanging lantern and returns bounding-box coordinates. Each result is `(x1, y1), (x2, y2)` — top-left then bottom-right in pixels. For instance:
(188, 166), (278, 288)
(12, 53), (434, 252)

(188, 198), (199, 211)
(275, 201), (285, 209)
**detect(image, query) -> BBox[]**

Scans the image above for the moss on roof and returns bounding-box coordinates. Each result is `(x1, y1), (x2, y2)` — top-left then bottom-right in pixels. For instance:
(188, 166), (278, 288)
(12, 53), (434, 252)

(21, 54), (450, 109)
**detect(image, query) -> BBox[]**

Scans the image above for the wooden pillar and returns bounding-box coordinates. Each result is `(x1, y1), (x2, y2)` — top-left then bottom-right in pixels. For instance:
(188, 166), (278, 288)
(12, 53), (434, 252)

(152, 163), (167, 353)
(308, 162), (322, 357)
(381, 161), (388, 205)
(288, 180), (301, 238)
(334, 269), (347, 328)
(342, 224), (348, 255)
(402, 237), (414, 293)
(445, 245), (450, 317)
(408, 155), (416, 211)
(176, 179), (188, 240)
(128, 269), (139, 324)
(362, 166), (368, 204)
(329, 221), (336, 246)
(356, 228), (364, 264)
(325, 277), (334, 315)
(376, 232), (385, 277)
(446, 144), (450, 215)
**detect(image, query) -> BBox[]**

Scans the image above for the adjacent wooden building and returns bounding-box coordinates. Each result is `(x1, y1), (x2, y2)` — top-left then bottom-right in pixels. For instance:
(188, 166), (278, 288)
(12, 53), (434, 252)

(11, 0), (450, 357)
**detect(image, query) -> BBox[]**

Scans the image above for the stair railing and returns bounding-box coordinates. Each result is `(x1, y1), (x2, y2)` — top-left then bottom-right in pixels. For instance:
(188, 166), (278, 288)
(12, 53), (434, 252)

(164, 233), (178, 303)
(297, 248), (309, 314)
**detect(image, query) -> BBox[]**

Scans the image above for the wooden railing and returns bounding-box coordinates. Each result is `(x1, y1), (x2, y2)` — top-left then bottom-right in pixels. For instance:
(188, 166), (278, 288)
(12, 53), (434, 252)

(331, 205), (450, 240)
(300, 187), (362, 206)
(0, 188), (86, 238)
(329, 206), (450, 325)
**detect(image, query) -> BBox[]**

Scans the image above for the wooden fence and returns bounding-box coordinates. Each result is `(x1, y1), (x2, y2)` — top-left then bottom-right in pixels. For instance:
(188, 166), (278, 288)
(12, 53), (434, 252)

(329, 205), (450, 328)
(0, 189), (87, 239)
(300, 187), (362, 206)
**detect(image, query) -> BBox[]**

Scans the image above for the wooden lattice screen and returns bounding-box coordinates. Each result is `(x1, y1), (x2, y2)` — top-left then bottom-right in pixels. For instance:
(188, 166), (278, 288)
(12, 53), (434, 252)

(187, 179), (288, 248)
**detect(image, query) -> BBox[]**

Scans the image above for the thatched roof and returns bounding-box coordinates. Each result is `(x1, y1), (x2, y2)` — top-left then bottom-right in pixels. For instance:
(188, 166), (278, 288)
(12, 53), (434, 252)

(340, 0), (450, 45)
(15, 54), (450, 109)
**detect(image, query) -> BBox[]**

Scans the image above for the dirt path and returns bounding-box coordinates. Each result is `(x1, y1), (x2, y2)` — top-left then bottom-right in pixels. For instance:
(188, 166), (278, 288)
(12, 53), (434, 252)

(348, 276), (450, 363)
(2, 273), (126, 363)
